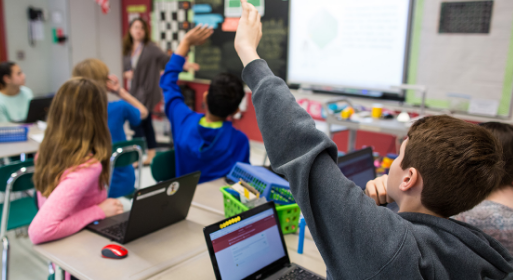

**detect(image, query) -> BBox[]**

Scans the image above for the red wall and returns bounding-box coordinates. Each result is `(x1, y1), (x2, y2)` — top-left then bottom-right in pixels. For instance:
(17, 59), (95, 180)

(185, 81), (397, 155)
(0, 0), (7, 61)
(121, 0), (153, 37)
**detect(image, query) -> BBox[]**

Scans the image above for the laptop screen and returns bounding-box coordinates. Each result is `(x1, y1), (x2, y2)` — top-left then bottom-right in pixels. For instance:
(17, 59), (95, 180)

(208, 208), (286, 280)
(338, 149), (376, 189)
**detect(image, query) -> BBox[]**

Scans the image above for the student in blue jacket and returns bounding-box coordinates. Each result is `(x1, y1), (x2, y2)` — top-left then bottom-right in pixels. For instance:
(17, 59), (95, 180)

(73, 59), (148, 197)
(160, 25), (250, 183)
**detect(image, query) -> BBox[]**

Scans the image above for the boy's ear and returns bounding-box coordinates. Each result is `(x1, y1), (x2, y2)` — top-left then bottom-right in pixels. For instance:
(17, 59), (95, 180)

(398, 167), (420, 192)
(2, 75), (10, 85)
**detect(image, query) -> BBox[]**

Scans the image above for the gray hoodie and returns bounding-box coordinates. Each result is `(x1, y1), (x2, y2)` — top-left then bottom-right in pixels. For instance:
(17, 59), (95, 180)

(242, 59), (513, 280)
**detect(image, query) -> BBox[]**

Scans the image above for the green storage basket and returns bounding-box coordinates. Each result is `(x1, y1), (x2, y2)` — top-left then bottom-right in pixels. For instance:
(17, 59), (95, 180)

(220, 186), (300, 234)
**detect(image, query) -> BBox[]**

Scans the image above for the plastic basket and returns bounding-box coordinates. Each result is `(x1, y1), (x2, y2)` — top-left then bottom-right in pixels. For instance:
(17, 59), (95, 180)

(227, 162), (294, 205)
(220, 186), (300, 234)
(0, 127), (28, 143)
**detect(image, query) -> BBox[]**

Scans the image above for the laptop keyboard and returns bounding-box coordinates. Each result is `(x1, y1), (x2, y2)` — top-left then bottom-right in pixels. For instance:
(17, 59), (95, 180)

(278, 268), (324, 280)
(101, 221), (128, 240)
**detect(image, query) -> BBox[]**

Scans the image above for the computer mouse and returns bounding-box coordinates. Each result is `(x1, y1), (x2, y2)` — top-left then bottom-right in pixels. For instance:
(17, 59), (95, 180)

(101, 244), (128, 259)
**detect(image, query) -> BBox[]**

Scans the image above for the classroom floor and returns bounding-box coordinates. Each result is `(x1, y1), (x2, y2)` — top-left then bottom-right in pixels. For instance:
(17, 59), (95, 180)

(1, 142), (268, 280)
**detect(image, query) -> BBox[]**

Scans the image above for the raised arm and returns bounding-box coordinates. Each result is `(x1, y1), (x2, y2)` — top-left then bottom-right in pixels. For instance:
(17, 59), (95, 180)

(160, 25), (213, 132)
(235, 1), (408, 278)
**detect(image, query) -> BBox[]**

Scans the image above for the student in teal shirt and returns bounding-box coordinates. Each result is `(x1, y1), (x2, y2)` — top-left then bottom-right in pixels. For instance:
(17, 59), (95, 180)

(0, 62), (33, 122)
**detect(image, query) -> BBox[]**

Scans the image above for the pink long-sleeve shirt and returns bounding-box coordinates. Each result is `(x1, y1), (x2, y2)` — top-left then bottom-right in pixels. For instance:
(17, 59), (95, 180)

(28, 161), (107, 245)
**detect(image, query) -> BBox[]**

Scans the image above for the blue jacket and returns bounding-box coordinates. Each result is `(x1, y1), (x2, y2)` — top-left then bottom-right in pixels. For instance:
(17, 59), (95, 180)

(107, 100), (140, 197)
(160, 54), (250, 183)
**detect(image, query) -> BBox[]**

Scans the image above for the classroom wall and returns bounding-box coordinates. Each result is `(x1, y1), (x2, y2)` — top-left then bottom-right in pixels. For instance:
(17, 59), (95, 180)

(49, 0), (72, 93)
(3, 0), (52, 95)
(69, 0), (123, 80)
(0, 0), (7, 62)
(2, 0), (123, 95)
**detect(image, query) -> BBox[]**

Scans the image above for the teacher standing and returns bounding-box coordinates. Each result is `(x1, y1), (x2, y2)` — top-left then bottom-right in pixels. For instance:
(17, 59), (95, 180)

(122, 18), (163, 165)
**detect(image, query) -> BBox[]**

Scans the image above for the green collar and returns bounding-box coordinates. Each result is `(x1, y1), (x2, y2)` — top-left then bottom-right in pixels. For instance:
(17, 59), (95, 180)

(199, 117), (223, 129)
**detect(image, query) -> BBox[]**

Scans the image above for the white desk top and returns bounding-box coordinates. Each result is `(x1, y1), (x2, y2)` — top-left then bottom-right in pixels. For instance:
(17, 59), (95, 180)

(33, 179), (327, 280)
(149, 238), (327, 280)
(33, 207), (219, 280)
(0, 124), (42, 158)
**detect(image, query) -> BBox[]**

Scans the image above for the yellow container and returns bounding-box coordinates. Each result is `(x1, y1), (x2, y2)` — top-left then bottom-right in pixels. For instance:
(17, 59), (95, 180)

(371, 104), (383, 119)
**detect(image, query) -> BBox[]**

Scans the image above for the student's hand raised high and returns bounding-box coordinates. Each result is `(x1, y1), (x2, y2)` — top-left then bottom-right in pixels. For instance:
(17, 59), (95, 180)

(234, 0), (262, 67)
(99, 198), (124, 217)
(183, 24), (214, 46)
(364, 175), (394, 206)
(175, 25), (213, 57)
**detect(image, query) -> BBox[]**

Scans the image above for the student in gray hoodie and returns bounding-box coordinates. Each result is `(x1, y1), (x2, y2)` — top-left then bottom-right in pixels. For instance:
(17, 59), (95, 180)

(233, 1), (513, 279)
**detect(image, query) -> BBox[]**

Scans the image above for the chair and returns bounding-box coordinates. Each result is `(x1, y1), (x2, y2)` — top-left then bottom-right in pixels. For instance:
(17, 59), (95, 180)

(0, 160), (38, 280)
(109, 138), (146, 196)
(150, 149), (176, 182)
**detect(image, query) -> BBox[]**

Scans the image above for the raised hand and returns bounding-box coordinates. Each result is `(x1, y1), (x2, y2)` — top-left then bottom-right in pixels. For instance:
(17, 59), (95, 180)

(234, 0), (262, 66)
(176, 24), (214, 57)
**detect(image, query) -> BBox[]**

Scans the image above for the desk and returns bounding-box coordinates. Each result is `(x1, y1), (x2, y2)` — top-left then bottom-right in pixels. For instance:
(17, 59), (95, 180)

(149, 239), (327, 280)
(33, 179), (327, 280)
(33, 207), (220, 280)
(0, 124), (42, 158)
(191, 179), (326, 271)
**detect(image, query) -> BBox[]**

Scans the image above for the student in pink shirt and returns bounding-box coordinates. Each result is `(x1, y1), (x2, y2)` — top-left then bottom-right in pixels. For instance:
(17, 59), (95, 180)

(28, 77), (123, 245)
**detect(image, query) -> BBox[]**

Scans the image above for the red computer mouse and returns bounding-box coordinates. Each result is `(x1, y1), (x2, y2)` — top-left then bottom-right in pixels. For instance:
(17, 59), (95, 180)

(101, 244), (128, 259)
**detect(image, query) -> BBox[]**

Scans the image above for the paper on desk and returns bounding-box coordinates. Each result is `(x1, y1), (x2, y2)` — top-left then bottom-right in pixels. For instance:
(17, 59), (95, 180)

(468, 98), (499, 116)
(30, 133), (45, 143)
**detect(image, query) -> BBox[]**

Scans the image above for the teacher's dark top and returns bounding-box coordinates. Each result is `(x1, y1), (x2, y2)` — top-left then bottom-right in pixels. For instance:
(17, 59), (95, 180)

(123, 42), (170, 110)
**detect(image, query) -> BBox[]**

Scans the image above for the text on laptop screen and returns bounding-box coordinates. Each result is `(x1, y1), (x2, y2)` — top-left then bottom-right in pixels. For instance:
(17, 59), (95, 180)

(209, 209), (286, 280)
(338, 154), (375, 189)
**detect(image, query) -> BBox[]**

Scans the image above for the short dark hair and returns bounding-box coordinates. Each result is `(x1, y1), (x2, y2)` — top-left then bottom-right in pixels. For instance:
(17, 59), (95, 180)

(207, 73), (245, 119)
(401, 115), (504, 217)
(479, 122), (513, 188)
(0, 62), (15, 88)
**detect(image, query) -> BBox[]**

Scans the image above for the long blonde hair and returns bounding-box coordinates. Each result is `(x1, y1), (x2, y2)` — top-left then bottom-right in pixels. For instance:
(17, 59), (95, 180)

(72, 58), (109, 88)
(34, 78), (111, 197)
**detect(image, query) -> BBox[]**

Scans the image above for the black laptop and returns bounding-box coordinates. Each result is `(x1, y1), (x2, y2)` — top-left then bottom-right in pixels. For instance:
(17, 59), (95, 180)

(23, 96), (53, 123)
(204, 202), (325, 280)
(87, 171), (201, 244)
(337, 147), (376, 190)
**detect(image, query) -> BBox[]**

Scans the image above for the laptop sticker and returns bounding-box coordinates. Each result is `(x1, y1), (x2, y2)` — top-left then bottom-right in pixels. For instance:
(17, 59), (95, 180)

(167, 182), (180, 196)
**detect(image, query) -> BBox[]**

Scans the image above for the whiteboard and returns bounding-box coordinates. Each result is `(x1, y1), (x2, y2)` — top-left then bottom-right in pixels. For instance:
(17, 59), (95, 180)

(287, 0), (412, 96)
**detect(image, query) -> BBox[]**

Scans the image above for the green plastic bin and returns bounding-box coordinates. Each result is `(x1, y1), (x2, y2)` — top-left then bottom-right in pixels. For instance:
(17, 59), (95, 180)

(220, 186), (300, 234)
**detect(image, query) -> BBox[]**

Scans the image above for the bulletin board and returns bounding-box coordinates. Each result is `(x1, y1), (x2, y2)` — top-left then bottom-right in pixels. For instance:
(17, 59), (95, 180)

(192, 0), (290, 81)
(407, 0), (513, 117)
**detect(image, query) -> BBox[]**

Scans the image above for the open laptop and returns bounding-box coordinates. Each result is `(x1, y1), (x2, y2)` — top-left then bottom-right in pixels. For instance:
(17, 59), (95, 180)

(204, 202), (325, 280)
(87, 171), (201, 244)
(337, 147), (376, 190)
(23, 96), (53, 123)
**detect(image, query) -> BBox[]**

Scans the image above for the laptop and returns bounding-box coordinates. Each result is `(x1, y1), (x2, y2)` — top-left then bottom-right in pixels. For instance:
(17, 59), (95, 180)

(23, 96), (53, 123)
(337, 147), (376, 190)
(204, 202), (325, 280)
(87, 171), (201, 244)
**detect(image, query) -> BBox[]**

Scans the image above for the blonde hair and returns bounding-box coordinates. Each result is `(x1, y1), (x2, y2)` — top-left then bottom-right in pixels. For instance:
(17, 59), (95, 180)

(34, 77), (111, 197)
(72, 59), (109, 88)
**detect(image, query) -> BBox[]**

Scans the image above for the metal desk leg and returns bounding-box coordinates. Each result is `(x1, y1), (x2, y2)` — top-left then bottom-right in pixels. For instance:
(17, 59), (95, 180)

(55, 265), (64, 280)
(2, 236), (9, 280)
(347, 129), (357, 152)
(326, 123), (333, 139)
